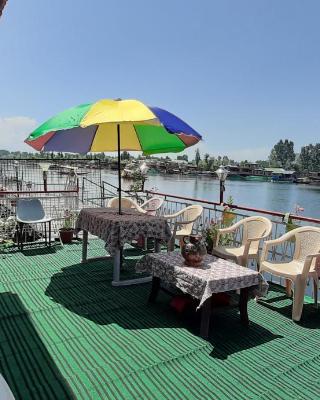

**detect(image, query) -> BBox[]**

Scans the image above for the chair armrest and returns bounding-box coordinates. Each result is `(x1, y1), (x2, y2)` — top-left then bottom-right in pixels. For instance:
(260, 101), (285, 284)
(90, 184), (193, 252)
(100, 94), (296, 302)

(214, 220), (242, 246)
(303, 253), (320, 275)
(247, 233), (271, 243)
(163, 208), (186, 219)
(134, 204), (147, 214)
(217, 219), (243, 234)
(260, 233), (295, 262)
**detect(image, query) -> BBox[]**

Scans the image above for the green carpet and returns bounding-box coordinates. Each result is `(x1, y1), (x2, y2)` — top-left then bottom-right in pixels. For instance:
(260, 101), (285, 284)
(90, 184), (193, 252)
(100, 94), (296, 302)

(0, 240), (319, 400)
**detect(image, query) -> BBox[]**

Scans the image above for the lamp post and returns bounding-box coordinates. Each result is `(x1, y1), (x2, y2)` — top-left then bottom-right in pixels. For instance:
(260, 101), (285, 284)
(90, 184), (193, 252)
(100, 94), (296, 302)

(14, 160), (19, 192)
(215, 165), (229, 204)
(39, 162), (51, 192)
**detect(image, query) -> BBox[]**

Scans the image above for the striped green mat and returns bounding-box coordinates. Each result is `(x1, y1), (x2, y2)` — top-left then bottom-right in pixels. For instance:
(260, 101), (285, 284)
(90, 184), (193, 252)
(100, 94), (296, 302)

(0, 240), (319, 399)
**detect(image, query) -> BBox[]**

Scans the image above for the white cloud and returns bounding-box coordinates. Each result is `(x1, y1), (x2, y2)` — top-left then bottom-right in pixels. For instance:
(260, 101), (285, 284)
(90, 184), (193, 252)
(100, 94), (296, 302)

(0, 116), (37, 151)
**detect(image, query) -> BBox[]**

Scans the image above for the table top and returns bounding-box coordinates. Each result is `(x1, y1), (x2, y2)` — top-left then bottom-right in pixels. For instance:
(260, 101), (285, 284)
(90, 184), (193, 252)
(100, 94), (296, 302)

(136, 252), (268, 308)
(76, 207), (172, 255)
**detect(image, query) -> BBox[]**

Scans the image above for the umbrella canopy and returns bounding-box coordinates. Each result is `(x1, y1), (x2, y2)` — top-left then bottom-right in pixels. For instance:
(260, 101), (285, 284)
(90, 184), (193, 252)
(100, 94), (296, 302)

(25, 99), (202, 154)
(25, 98), (202, 214)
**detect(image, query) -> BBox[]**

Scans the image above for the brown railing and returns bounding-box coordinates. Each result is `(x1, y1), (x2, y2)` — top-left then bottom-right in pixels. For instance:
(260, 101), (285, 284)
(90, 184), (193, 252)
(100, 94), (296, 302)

(146, 190), (320, 224)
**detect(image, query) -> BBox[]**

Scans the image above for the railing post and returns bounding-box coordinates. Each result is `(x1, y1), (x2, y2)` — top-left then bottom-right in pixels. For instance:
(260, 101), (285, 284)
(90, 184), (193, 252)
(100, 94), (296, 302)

(101, 182), (105, 207)
(82, 177), (85, 204)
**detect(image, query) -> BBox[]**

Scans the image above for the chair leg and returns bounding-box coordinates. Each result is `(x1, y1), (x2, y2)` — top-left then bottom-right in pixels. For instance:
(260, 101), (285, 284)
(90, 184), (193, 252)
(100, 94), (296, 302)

(48, 221), (51, 247)
(292, 277), (307, 322)
(313, 278), (319, 308)
(44, 223), (47, 246)
(19, 223), (24, 251)
(285, 279), (292, 297)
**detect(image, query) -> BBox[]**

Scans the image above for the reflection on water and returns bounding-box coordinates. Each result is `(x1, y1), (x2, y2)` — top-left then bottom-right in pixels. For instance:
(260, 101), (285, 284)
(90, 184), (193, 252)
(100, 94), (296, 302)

(102, 171), (320, 219)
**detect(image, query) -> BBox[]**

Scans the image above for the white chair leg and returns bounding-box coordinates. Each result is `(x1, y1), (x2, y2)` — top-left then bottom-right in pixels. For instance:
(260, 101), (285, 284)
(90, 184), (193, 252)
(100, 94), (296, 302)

(313, 278), (319, 308)
(292, 277), (307, 322)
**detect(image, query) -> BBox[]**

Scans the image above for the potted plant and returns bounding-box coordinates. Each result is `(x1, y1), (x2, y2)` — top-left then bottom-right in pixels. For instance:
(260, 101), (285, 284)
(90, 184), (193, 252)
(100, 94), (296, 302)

(222, 196), (236, 227)
(59, 210), (74, 244)
(203, 220), (219, 253)
(203, 218), (234, 253)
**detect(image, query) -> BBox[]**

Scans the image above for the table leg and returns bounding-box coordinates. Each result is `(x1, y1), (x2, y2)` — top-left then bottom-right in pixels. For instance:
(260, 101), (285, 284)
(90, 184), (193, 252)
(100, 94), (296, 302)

(81, 230), (88, 263)
(148, 277), (161, 303)
(113, 248), (121, 283)
(200, 296), (212, 339)
(239, 287), (249, 327)
(155, 239), (161, 253)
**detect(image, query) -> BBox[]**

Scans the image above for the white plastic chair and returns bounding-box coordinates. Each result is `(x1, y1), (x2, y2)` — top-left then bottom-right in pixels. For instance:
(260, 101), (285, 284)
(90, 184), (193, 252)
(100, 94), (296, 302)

(211, 216), (273, 267)
(0, 374), (15, 400)
(140, 197), (164, 216)
(164, 205), (203, 250)
(260, 226), (320, 322)
(107, 197), (146, 213)
(16, 198), (52, 250)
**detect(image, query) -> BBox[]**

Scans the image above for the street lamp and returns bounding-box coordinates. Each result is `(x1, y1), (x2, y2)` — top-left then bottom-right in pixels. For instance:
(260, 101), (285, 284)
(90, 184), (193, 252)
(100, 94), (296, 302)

(215, 165), (229, 204)
(39, 162), (51, 192)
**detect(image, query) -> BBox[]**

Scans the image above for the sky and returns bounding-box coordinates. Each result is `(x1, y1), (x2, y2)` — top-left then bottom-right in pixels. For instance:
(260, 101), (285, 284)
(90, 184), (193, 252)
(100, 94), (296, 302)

(0, 0), (320, 161)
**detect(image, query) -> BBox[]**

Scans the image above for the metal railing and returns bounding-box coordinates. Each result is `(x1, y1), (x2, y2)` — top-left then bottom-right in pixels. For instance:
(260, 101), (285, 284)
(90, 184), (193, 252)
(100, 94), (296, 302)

(145, 190), (320, 292)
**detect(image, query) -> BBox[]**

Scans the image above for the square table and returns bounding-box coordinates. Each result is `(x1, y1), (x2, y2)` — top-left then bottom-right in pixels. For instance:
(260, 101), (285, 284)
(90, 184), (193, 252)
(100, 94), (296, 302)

(76, 207), (172, 286)
(136, 252), (268, 338)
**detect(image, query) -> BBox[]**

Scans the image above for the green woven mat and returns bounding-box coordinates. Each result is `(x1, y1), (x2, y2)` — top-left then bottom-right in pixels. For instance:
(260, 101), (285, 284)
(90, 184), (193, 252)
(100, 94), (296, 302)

(0, 240), (319, 399)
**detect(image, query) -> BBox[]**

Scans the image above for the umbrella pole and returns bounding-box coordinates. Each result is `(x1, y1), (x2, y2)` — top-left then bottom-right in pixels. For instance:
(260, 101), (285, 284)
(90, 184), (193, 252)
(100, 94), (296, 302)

(117, 123), (122, 215)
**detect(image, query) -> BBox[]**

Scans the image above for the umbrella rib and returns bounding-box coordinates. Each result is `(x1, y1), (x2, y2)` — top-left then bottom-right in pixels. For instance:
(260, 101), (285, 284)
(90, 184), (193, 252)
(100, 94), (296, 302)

(88, 125), (99, 152)
(133, 124), (144, 153)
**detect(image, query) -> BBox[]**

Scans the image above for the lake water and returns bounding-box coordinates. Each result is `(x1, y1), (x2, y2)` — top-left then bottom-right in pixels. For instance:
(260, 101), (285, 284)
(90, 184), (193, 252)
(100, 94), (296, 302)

(102, 171), (320, 219)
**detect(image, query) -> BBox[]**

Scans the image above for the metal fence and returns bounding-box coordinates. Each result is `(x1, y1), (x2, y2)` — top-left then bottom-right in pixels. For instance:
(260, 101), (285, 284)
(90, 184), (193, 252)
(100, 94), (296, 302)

(1, 159), (320, 283)
(0, 158), (102, 247)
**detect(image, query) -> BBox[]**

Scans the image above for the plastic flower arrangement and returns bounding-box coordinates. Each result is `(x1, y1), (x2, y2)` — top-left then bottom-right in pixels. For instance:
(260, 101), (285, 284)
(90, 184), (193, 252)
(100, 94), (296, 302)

(62, 209), (75, 231)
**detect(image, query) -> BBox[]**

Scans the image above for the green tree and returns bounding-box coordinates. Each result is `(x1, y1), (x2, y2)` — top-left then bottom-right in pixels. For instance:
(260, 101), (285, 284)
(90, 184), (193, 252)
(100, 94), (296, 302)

(177, 154), (188, 162)
(121, 151), (130, 160)
(204, 153), (210, 169)
(299, 143), (320, 172)
(207, 157), (215, 170)
(256, 160), (270, 168)
(222, 155), (229, 166)
(195, 148), (201, 167)
(269, 139), (295, 168)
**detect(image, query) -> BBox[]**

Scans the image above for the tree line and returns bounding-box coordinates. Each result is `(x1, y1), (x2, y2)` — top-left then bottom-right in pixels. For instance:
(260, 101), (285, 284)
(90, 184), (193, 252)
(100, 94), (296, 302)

(188, 140), (320, 173)
(268, 140), (320, 172)
(0, 139), (319, 172)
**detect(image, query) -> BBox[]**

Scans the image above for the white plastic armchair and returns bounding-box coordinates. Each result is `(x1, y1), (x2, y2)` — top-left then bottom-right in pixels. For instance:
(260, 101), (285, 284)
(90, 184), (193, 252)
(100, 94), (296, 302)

(211, 216), (273, 267)
(16, 198), (53, 250)
(164, 205), (203, 250)
(140, 197), (164, 216)
(260, 226), (320, 322)
(107, 197), (146, 213)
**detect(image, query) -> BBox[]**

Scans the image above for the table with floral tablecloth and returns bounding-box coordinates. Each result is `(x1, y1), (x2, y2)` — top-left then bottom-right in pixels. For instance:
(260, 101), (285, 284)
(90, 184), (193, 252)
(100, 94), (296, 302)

(76, 207), (172, 286)
(136, 252), (268, 337)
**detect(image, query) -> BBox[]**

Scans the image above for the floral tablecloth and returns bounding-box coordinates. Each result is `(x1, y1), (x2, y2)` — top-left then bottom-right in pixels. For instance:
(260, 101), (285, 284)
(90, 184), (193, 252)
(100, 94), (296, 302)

(76, 208), (172, 256)
(136, 252), (268, 308)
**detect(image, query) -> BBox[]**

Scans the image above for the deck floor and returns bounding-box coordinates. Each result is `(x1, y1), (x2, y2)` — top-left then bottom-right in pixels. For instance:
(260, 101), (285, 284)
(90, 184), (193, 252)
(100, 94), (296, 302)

(0, 240), (319, 400)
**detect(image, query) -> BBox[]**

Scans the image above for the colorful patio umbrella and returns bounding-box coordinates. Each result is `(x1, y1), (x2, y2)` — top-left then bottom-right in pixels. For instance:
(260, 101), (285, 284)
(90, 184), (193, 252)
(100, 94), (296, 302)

(25, 98), (202, 212)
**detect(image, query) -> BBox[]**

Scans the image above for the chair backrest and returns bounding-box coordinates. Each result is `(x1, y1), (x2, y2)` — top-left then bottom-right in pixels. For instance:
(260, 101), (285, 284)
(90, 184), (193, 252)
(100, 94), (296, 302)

(16, 198), (45, 222)
(141, 197), (164, 216)
(291, 227), (320, 267)
(241, 216), (273, 251)
(179, 205), (203, 235)
(107, 197), (137, 209)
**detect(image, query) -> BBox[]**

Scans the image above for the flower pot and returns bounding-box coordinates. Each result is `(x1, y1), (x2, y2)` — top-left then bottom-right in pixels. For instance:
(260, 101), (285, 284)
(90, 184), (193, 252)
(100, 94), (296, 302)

(59, 229), (74, 244)
(222, 210), (236, 226)
(181, 235), (207, 267)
